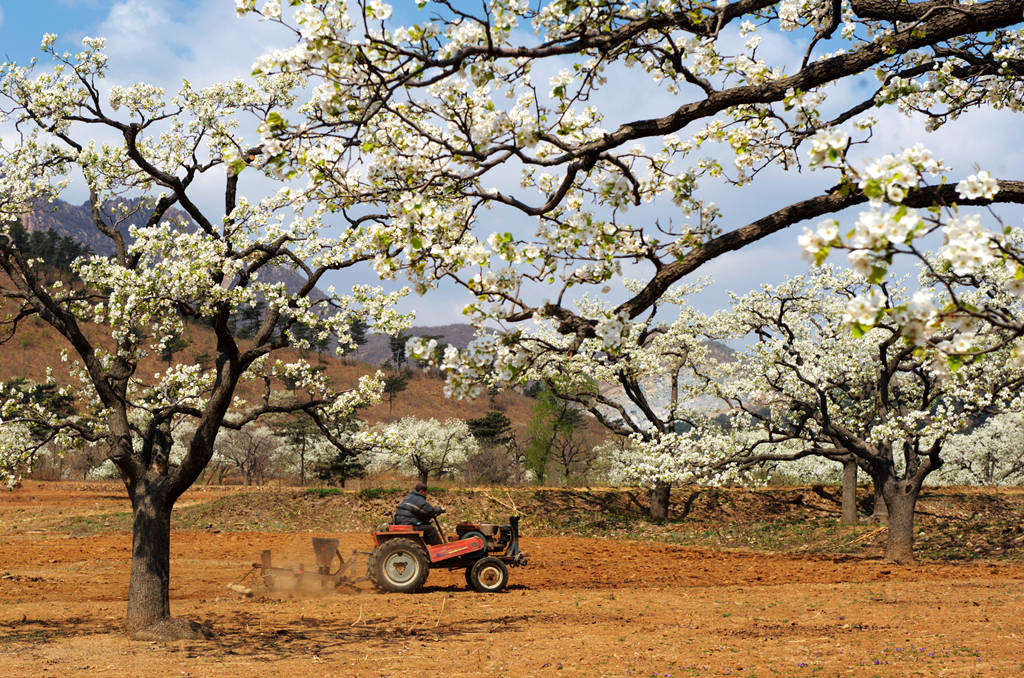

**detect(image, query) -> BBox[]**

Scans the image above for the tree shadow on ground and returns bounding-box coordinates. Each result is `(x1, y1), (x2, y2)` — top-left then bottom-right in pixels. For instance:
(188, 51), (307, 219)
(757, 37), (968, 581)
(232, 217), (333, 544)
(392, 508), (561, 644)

(0, 603), (537, 654)
(0, 616), (120, 643)
(172, 610), (539, 660)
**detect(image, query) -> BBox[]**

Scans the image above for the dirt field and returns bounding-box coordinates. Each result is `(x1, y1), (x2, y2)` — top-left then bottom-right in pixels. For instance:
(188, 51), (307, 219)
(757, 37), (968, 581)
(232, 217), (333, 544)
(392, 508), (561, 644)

(2, 482), (1023, 677)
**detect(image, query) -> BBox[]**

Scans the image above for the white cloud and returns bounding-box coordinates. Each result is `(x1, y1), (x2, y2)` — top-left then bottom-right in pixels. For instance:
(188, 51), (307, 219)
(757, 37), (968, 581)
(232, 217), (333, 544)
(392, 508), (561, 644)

(95, 0), (288, 87)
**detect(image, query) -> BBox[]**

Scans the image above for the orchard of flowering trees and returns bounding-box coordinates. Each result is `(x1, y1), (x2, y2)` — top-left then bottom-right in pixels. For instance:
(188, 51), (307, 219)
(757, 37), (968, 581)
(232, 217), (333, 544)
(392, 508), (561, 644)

(243, 0), (1024, 507)
(934, 413), (1024, 487)
(361, 416), (479, 482)
(2, 0), (1024, 636)
(707, 267), (1024, 562)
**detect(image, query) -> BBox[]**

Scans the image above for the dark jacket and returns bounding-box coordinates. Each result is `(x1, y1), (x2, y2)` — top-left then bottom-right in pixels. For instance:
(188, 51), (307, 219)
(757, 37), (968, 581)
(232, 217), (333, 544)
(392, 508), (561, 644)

(393, 490), (443, 525)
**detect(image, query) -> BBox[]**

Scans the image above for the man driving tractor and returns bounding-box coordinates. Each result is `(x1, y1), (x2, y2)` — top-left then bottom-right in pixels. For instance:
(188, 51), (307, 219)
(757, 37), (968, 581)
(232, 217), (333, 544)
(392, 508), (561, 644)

(392, 482), (445, 545)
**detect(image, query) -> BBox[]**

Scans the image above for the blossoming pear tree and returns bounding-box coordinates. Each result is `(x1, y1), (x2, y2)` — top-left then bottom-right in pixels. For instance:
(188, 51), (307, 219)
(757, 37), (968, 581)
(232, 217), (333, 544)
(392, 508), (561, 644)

(932, 412), (1024, 486)
(240, 0), (1024, 393)
(489, 280), (740, 519)
(0, 37), (408, 638)
(708, 266), (1024, 562)
(361, 416), (478, 483)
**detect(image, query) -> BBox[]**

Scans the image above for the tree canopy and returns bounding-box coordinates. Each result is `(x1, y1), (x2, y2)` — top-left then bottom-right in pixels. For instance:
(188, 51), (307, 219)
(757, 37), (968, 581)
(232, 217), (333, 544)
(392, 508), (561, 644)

(239, 0), (1024, 394)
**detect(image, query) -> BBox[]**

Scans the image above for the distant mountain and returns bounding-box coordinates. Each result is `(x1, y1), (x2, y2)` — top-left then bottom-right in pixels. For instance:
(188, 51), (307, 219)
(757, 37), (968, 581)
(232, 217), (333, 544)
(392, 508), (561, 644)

(22, 198), (184, 256)
(705, 339), (736, 363)
(21, 197), (319, 297)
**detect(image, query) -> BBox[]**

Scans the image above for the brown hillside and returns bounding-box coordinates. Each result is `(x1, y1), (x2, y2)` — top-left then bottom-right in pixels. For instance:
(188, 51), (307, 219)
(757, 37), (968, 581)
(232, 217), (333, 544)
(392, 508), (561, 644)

(0, 286), (604, 443)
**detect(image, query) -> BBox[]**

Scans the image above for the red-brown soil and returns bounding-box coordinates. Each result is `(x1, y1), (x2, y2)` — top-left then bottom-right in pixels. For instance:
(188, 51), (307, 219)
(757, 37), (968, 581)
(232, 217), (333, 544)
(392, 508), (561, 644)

(2, 482), (1023, 677)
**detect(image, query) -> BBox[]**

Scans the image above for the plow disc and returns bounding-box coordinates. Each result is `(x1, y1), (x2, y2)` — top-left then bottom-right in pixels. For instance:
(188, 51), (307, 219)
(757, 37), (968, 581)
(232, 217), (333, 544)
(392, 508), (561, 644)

(230, 537), (370, 595)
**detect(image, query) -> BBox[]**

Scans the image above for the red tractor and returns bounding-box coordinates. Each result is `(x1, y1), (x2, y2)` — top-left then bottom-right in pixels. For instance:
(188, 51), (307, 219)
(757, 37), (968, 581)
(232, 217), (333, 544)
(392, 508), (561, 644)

(368, 515), (527, 593)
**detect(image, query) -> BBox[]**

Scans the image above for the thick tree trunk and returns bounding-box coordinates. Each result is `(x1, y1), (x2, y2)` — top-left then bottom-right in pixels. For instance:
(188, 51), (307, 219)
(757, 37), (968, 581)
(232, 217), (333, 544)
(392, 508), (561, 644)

(841, 458), (858, 525)
(126, 483), (172, 634)
(649, 482), (670, 521)
(883, 485), (919, 564)
(124, 479), (211, 641)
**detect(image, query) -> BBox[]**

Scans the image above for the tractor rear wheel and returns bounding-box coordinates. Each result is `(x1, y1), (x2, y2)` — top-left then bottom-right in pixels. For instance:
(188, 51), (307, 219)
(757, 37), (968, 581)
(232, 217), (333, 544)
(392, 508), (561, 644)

(469, 556), (508, 593)
(369, 538), (430, 593)
(460, 530), (488, 556)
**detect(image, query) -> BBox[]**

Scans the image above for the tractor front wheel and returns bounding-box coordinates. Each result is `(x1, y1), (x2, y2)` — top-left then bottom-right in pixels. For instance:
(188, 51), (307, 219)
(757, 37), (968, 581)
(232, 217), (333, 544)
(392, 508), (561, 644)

(369, 538), (430, 593)
(469, 557), (509, 593)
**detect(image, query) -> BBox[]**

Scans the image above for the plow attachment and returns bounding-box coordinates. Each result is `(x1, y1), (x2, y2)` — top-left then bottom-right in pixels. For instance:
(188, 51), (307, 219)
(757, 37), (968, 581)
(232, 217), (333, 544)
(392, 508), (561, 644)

(230, 537), (370, 595)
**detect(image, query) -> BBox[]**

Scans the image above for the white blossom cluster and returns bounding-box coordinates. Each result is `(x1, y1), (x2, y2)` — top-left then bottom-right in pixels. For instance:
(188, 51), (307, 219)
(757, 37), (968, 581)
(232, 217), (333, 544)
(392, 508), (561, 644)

(611, 429), (748, 488)
(931, 412), (1024, 486)
(796, 137), (1024, 363)
(0, 419), (35, 488)
(360, 416), (478, 480)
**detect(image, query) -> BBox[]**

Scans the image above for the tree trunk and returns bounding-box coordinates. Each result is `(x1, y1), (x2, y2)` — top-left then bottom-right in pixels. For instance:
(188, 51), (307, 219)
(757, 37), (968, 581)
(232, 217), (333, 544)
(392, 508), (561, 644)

(841, 458), (858, 525)
(870, 479), (888, 522)
(126, 483), (172, 634)
(649, 481), (670, 521)
(883, 485), (919, 564)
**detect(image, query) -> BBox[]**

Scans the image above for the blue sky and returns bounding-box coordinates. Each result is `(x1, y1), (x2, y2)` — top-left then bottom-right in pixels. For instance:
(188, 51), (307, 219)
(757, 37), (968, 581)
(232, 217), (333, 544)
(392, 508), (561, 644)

(0, 2), (101, 57)
(1, 1), (1020, 325)
(0, 1), (284, 86)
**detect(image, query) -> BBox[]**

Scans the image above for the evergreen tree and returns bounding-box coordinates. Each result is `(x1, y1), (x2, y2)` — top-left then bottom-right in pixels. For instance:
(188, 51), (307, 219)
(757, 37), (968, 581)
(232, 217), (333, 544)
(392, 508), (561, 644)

(467, 410), (514, 448)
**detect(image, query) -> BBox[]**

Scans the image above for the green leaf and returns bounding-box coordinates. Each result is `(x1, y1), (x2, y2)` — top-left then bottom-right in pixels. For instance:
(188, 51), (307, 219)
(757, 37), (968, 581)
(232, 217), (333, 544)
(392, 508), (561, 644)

(946, 354), (964, 372)
(868, 265), (887, 285)
(814, 246), (831, 266)
(851, 323), (867, 338)
(266, 111), (286, 131)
